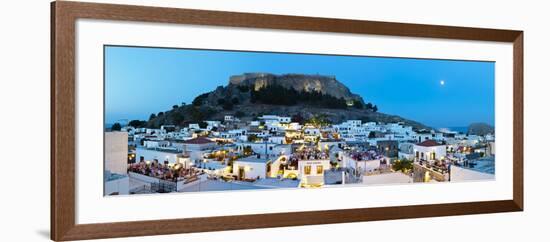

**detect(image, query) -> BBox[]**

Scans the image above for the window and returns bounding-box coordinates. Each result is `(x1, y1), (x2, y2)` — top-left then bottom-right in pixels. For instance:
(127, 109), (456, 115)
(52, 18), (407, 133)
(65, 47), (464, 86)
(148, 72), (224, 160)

(304, 165), (311, 175)
(316, 165), (323, 174)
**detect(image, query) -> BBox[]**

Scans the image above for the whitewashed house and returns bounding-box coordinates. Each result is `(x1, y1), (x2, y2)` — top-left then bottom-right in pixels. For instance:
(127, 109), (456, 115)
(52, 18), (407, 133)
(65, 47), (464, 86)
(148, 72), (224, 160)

(135, 147), (180, 164)
(341, 153), (383, 174)
(178, 137), (216, 151)
(171, 137), (217, 162)
(285, 122), (302, 130)
(188, 123), (200, 130)
(303, 127), (321, 142)
(413, 140), (447, 163)
(266, 122), (284, 133)
(259, 115), (291, 124)
(413, 131), (433, 143)
(160, 125), (176, 132)
(143, 140), (170, 149)
(205, 120), (223, 130)
(297, 159), (331, 186)
(398, 142), (415, 160)
(268, 136), (286, 144)
(235, 142), (291, 158)
(145, 128), (164, 135)
(233, 156), (269, 180)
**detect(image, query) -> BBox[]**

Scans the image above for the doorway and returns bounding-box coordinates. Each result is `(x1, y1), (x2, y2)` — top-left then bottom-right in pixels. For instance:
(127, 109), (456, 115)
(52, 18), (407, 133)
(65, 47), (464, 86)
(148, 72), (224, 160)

(238, 166), (245, 180)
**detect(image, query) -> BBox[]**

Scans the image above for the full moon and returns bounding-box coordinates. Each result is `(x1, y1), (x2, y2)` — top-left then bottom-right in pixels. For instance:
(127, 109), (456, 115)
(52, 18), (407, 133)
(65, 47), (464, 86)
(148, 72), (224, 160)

(440, 80), (445, 86)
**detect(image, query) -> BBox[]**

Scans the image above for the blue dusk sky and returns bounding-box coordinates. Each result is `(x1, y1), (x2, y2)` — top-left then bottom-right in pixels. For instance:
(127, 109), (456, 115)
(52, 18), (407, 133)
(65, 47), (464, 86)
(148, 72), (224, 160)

(105, 46), (494, 128)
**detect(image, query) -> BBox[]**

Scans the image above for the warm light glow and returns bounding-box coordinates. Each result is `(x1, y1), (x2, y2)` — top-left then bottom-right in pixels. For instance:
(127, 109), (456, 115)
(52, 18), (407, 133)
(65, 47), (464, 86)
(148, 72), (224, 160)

(424, 171), (431, 182)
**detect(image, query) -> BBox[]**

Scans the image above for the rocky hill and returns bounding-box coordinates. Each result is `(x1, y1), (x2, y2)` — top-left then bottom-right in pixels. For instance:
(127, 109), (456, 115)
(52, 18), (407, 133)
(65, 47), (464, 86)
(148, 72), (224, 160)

(467, 122), (495, 136)
(187, 73), (366, 109)
(143, 73), (430, 130)
(229, 73), (364, 104)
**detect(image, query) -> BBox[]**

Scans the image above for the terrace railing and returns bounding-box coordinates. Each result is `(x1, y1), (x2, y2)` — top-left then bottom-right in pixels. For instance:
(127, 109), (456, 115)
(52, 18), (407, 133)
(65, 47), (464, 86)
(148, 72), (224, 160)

(151, 180), (177, 193)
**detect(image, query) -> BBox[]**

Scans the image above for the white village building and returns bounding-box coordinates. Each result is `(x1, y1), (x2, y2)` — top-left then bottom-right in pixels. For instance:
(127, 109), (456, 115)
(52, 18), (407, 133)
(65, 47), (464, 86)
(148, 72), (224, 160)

(135, 147), (181, 164)
(259, 115), (291, 123)
(341, 153), (385, 175)
(413, 140), (447, 163)
(233, 156), (270, 180)
(235, 142), (292, 158)
(297, 159), (331, 187)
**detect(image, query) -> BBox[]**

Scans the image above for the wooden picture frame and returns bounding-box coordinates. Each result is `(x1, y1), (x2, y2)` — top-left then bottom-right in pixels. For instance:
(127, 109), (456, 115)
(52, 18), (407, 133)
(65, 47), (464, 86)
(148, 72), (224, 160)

(51, 1), (523, 241)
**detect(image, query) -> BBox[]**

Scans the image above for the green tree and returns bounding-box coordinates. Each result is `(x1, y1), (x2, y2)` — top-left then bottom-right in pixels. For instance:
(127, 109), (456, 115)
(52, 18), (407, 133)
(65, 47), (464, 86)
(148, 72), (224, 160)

(243, 146), (253, 156)
(111, 122), (122, 131)
(365, 102), (373, 110)
(306, 114), (331, 127)
(368, 131), (376, 139)
(192, 92), (209, 106)
(189, 107), (204, 122)
(172, 105), (179, 109)
(392, 159), (413, 172)
(231, 97), (239, 105)
(129, 120), (146, 127)
(353, 101), (363, 109)
(373, 105), (378, 112)
(172, 112), (185, 125)
(222, 102), (234, 110)
(250, 84), (348, 109)
(198, 121), (208, 129)
(247, 134), (259, 142)
(149, 113), (156, 120)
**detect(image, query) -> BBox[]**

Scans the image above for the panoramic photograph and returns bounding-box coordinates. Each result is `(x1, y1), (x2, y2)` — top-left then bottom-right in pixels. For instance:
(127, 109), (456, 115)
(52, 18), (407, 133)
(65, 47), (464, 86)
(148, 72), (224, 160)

(103, 45), (495, 196)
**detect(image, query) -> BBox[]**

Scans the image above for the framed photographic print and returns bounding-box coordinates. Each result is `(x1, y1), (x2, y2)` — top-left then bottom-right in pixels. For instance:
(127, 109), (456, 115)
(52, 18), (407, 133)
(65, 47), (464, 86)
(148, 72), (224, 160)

(51, 1), (523, 241)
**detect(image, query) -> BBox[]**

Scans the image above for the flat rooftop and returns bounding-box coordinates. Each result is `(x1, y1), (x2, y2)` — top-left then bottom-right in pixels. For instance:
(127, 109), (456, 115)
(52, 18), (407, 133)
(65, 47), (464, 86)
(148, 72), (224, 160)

(456, 156), (495, 174)
(236, 156), (270, 163)
(136, 146), (181, 154)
